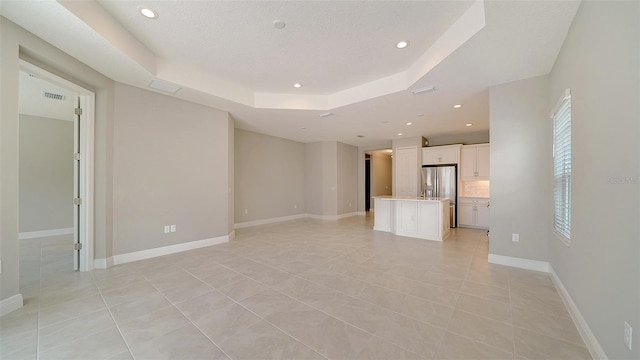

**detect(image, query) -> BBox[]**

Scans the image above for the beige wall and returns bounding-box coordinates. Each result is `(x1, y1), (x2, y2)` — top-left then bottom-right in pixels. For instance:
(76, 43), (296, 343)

(337, 142), (357, 215)
(548, 2), (639, 358)
(490, 2), (640, 357)
(371, 152), (392, 202)
(234, 129), (305, 224)
(112, 83), (232, 255)
(321, 142), (338, 216)
(306, 141), (358, 217)
(489, 75), (551, 262)
(19, 115), (74, 232)
(1, 17), (115, 302)
(305, 142), (324, 216)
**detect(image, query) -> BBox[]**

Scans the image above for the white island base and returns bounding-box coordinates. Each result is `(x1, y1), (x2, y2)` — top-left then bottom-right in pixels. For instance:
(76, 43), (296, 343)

(373, 197), (450, 241)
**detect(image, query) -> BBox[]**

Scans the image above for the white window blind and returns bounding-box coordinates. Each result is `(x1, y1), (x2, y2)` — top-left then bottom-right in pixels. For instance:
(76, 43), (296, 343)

(552, 89), (571, 244)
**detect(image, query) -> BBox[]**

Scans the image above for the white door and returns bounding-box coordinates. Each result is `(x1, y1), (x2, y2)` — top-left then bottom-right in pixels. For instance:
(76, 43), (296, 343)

(72, 97), (82, 270)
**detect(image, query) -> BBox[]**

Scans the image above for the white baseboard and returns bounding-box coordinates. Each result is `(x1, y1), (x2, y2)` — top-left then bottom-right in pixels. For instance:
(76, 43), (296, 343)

(307, 212), (359, 221)
(488, 253), (550, 272)
(549, 266), (607, 360)
(19, 227), (73, 240)
(93, 256), (114, 270)
(112, 235), (230, 266)
(234, 214), (307, 229)
(235, 212), (362, 229)
(0, 294), (23, 316)
(356, 211), (367, 216)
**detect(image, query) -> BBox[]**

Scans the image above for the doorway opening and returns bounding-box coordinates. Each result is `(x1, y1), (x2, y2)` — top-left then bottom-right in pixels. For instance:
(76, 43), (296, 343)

(18, 60), (95, 272)
(364, 149), (393, 213)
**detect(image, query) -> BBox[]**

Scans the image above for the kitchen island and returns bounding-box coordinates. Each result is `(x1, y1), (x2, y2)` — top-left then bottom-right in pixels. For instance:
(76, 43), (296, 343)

(373, 196), (450, 241)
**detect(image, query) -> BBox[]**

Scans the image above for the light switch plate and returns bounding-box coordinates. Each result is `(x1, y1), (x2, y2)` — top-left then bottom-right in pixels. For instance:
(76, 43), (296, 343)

(512, 233), (520, 242)
(163, 225), (170, 234)
(170, 225), (176, 233)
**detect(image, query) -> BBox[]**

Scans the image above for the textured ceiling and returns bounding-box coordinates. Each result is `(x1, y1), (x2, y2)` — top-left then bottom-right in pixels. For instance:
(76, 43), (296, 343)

(1, 0), (581, 146)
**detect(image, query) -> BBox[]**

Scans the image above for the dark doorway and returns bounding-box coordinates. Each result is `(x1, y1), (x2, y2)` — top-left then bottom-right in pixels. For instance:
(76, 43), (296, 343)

(365, 155), (371, 211)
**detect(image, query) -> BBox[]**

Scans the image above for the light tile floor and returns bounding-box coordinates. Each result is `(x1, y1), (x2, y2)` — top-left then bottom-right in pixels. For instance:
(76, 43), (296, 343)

(1, 216), (591, 359)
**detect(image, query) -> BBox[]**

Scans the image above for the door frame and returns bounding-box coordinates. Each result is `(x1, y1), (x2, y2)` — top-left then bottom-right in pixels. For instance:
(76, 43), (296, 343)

(20, 60), (96, 271)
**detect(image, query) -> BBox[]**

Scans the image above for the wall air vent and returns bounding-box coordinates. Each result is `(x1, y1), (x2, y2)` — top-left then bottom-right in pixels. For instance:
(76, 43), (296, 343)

(43, 91), (66, 101)
(411, 86), (437, 95)
(149, 79), (181, 94)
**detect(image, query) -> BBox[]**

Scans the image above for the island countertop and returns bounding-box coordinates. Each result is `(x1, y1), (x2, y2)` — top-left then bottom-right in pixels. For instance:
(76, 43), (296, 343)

(373, 196), (450, 241)
(373, 196), (451, 203)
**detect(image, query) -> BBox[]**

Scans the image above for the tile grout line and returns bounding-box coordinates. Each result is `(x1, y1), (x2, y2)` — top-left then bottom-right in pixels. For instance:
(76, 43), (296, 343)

(90, 270), (136, 360)
(206, 256), (435, 358)
(171, 263), (329, 360)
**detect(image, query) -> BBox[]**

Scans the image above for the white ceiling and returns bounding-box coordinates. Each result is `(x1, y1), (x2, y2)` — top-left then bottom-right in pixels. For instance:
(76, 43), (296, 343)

(0, 0), (581, 147)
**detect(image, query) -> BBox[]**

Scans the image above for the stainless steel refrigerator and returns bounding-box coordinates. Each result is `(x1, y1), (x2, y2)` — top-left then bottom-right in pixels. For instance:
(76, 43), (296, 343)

(421, 165), (457, 227)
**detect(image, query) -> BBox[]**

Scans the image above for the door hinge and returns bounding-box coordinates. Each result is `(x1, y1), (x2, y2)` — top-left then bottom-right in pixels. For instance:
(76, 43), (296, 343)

(73, 197), (82, 206)
(74, 153), (81, 161)
(73, 243), (82, 251)
(75, 107), (83, 116)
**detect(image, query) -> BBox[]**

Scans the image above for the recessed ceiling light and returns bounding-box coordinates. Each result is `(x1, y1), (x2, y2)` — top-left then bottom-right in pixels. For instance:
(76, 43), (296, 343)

(453, 104), (463, 109)
(357, 135), (365, 138)
(465, 123), (473, 127)
(417, 114), (424, 117)
(397, 132), (403, 136)
(396, 41), (409, 49)
(293, 83), (302, 88)
(273, 19), (286, 29)
(406, 122), (412, 126)
(301, 127), (307, 130)
(140, 7), (158, 19)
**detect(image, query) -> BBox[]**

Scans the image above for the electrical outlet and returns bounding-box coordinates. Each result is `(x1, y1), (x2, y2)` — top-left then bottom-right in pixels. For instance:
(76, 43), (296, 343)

(349, 203), (352, 207)
(512, 233), (520, 242)
(624, 321), (633, 350)
(163, 225), (170, 234)
(0, 260), (2, 274)
(244, 209), (248, 214)
(170, 225), (176, 233)
(294, 204), (297, 209)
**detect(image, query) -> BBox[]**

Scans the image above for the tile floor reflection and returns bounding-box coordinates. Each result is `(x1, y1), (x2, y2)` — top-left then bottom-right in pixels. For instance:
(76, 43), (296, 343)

(1, 216), (591, 359)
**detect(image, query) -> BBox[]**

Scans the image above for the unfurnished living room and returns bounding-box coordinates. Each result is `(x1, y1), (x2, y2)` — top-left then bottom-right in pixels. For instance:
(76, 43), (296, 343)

(0, 1), (638, 359)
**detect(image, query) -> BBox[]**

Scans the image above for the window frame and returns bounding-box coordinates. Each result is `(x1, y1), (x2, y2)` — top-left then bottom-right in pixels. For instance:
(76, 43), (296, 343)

(550, 88), (572, 247)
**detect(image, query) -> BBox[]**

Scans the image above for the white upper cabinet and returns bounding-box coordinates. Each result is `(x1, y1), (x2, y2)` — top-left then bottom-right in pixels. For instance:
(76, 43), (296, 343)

(422, 144), (461, 165)
(395, 146), (418, 197)
(461, 144), (490, 180)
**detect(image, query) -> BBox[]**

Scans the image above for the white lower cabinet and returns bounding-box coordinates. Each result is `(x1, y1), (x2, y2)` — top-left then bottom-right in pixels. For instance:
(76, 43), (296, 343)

(458, 198), (489, 229)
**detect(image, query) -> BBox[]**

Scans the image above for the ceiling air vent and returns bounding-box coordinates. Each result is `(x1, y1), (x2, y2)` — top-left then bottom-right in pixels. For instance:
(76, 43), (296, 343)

(43, 91), (66, 101)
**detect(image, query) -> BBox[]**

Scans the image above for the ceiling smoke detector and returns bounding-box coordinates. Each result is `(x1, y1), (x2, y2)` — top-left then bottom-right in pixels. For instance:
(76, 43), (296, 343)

(273, 20), (286, 29)
(411, 86), (437, 95)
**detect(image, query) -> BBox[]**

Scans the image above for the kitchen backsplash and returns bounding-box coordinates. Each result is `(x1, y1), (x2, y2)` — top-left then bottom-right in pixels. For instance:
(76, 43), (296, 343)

(461, 180), (490, 198)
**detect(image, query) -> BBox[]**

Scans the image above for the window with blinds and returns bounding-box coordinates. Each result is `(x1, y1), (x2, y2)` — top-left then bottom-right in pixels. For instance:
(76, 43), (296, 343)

(552, 89), (572, 245)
